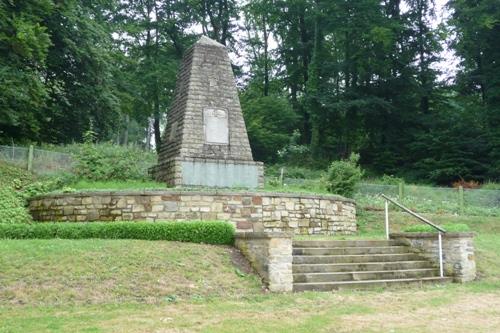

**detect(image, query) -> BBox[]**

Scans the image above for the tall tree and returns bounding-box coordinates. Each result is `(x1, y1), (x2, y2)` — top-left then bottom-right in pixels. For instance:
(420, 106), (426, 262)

(448, 0), (500, 180)
(0, 0), (52, 143)
(40, 0), (120, 143)
(191, 0), (239, 46)
(114, 0), (191, 151)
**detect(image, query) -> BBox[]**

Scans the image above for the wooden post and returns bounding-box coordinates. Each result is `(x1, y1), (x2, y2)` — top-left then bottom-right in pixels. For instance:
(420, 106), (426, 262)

(279, 168), (284, 187)
(458, 185), (464, 215)
(27, 145), (34, 172)
(398, 181), (404, 200)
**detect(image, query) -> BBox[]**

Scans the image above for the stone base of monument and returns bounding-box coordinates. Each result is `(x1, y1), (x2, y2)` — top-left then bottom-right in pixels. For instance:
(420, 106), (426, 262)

(151, 157), (264, 188)
(28, 190), (356, 235)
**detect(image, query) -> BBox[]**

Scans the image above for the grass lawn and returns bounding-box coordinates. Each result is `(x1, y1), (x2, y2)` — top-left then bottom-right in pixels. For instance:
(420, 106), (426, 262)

(1, 211), (499, 332)
(69, 179), (168, 190)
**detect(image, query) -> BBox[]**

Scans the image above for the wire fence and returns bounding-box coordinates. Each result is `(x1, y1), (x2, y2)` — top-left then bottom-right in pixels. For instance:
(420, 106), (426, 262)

(356, 183), (500, 210)
(1, 144), (499, 211)
(279, 177), (500, 211)
(0, 145), (74, 175)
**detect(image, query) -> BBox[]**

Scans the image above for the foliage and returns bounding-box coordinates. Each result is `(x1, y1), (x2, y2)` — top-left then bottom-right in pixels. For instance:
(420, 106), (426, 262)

(452, 179), (480, 189)
(0, 187), (33, 224)
(326, 153), (364, 197)
(264, 165), (324, 180)
(403, 223), (471, 233)
(0, 162), (75, 224)
(0, 0), (52, 143)
(482, 182), (500, 190)
(72, 143), (156, 181)
(1, 0), (499, 184)
(0, 162), (33, 224)
(354, 193), (500, 217)
(277, 130), (311, 166)
(0, 161), (35, 188)
(448, 0), (500, 181)
(0, 221), (235, 245)
(241, 95), (299, 163)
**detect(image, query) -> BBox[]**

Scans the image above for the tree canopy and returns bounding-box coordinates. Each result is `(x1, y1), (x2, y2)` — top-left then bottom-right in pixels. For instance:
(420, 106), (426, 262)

(0, 0), (499, 184)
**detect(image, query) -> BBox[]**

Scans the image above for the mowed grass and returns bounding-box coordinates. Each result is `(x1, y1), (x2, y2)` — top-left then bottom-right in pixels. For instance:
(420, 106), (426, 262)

(0, 239), (261, 306)
(0, 212), (499, 332)
(69, 179), (168, 190)
(1, 284), (499, 332)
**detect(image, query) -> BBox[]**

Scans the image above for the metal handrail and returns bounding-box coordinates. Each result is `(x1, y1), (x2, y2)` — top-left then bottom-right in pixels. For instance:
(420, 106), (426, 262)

(380, 193), (446, 278)
(380, 194), (446, 233)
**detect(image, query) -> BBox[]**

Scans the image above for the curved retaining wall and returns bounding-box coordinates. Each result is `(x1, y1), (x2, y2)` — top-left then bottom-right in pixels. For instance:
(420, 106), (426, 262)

(29, 190), (356, 234)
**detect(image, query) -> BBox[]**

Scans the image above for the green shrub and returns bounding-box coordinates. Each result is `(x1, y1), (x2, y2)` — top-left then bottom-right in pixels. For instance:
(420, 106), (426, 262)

(0, 221), (235, 244)
(404, 223), (471, 233)
(0, 162), (78, 224)
(72, 143), (156, 181)
(0, 187), (33, 224)
(326, 153), (364, 197)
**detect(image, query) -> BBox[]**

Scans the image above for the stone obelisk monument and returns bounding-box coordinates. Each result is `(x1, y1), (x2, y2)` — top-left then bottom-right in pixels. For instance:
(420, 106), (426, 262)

(152, 36), (263, 188)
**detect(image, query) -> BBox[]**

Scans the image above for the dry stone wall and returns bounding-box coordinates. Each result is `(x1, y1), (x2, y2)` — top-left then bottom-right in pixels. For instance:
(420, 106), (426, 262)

(235, 232), (293, 292)
(29, 190), (356, 234)
(390, 232), (476, 282)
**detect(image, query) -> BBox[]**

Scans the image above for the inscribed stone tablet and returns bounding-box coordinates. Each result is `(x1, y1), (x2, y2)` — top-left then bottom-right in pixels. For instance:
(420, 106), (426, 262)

(203, 108), (228, 144)
(169, 121), (178, 142)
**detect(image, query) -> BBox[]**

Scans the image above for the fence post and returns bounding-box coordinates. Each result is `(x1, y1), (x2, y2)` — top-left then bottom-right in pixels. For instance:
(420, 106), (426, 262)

(398, 182), (404, 200)
(27, 145), (34, 172)
(458, 185), (464, 215)
(279, 167), (284, 186)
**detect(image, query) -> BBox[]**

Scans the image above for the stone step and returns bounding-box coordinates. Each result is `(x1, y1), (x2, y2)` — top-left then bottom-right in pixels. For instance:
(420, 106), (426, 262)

(292, 240), (401, 248)
(293, 268), (439, 283)
(293, 246), (412, 256)
(293, 260), (435, 273)
(293, 253), (422, 264)
(293, 276), (453, 292)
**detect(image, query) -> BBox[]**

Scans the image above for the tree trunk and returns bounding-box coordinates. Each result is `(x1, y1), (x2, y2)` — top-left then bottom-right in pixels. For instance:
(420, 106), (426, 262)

(263, 12), (269, 97)
(123, 114), (129, 146)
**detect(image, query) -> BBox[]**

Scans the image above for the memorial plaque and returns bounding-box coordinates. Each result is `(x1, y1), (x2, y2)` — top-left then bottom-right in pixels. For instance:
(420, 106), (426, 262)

(169, 121), (178, 142)
(203, 108), (228, 144)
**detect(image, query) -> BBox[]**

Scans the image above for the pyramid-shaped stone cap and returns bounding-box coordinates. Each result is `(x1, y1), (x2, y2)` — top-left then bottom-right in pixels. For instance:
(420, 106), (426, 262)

(195, 35), (226, 48)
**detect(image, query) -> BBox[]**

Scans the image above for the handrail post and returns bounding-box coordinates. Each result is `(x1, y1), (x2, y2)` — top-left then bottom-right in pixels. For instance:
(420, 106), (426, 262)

(438, 232), (444, 278)
(384, 199), (389, 240)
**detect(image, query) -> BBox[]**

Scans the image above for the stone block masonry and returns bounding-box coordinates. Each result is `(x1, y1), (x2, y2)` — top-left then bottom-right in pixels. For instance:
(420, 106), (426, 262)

(151, 36), (263, 188)
(235, 232), (293, 292)
(29, 190), (357, 235)
(390, 232), (476, 282)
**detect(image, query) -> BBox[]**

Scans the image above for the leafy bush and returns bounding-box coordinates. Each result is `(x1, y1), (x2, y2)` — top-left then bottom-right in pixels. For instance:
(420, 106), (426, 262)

(0, 221), (235, 244)
(404, 223), (470, 233)
(0, 161), (35, 188)
(17, 173), (76, 200)
(277, 130), (311, 165)
(72, 143), (156, 181)
(0, 187), (33, 224)
(326, 153), (364, 197)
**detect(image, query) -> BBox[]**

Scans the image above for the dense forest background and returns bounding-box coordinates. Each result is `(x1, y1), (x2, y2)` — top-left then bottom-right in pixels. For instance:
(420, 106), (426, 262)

(0, 0), (499, 184)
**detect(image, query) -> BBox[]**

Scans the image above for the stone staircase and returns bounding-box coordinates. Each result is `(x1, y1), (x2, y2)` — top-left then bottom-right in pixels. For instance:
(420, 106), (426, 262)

(292, 239), (452, 292)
